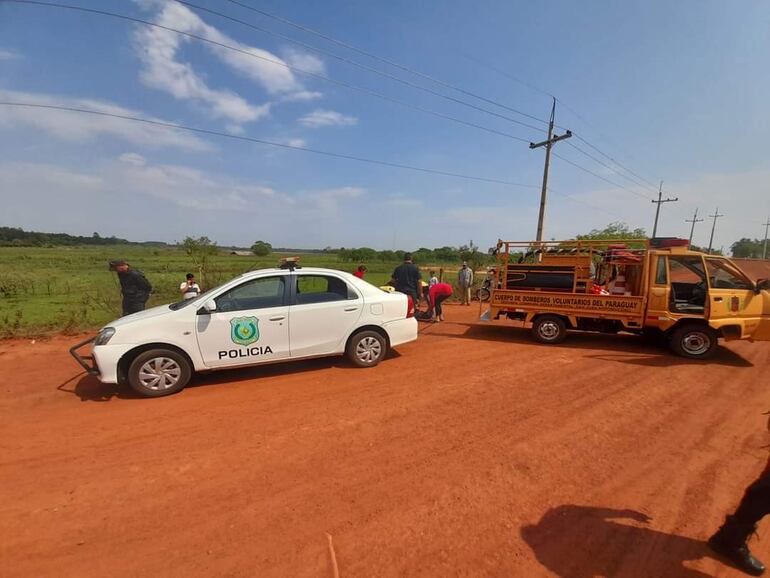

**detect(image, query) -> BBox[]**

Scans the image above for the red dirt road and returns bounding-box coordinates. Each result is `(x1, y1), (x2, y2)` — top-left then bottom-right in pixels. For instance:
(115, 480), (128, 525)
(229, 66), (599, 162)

(2, 305), (770, 577)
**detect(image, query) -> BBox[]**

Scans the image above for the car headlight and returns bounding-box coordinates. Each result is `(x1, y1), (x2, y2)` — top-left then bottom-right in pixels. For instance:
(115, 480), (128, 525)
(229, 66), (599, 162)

(94, 327), (116, 346)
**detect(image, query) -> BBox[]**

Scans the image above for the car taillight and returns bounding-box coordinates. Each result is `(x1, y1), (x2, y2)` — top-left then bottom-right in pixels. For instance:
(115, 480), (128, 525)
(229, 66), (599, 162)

(406, 295), (415, 318)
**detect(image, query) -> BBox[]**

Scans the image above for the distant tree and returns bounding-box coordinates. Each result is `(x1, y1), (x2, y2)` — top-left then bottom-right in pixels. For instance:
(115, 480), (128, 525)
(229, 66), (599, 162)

(377, 250), (397, 262)
(250, 240), (273, 257)
(182, 236), (219, 285)
(433, 246), (459, 262)
(577, 222), (647, 240)
(731, 238), (764, 259)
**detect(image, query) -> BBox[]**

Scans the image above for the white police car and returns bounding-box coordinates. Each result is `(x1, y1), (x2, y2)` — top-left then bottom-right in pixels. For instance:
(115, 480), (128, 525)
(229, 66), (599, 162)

(71, 264), (418, 397)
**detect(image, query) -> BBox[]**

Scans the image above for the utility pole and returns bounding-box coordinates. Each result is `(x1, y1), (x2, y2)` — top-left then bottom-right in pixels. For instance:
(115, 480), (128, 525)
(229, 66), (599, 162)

(530, 97), (572, 242)
(707, 207), (724, 254)
(685, 208), (704, 247)
(763, 216), (770, 260)
(651, 181), (678, 238)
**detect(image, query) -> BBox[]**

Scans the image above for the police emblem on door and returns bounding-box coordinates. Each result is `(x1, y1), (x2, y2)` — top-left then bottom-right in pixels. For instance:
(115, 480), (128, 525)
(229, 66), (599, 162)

(230, 316), (260, 346)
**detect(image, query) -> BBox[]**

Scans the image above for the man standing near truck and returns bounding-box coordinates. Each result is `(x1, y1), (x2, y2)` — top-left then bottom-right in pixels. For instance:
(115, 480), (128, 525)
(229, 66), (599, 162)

(392, 253), (421, 306)
(458, 261), (474, 305)
(109, 259), (152, 316)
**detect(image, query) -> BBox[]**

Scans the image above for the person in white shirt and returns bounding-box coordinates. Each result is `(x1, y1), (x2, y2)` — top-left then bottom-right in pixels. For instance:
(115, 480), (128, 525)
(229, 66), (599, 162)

(429, 271), (439, 287)
(180, 273), (201, 300)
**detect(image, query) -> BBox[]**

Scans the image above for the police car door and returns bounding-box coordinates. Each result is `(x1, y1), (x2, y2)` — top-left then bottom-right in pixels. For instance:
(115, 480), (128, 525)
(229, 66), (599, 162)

(195, 274), (290, 368)
(288, 273), (362, 357)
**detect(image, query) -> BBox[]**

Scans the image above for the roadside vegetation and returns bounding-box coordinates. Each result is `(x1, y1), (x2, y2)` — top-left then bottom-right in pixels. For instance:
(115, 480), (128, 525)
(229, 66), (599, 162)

(0, 240), (491, 338)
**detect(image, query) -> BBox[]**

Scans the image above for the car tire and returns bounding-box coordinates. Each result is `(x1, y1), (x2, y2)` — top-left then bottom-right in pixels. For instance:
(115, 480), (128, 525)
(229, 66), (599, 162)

(347, 330), (387, 368)
(531, 315), (568, 344)
(127, 348), (192, 397)
(669, 324), (718, 359)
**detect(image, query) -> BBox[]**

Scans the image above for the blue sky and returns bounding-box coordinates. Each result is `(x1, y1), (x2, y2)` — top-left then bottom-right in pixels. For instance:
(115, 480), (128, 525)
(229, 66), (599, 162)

(1, 0), (769, 251)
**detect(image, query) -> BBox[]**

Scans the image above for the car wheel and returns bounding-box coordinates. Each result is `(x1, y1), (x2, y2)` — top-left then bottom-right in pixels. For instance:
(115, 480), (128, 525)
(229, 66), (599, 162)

(531, 315), (567, 344)
(127, 348), (192, 397)
(669, 324), (718, 359)
(347, 331), (387, 368)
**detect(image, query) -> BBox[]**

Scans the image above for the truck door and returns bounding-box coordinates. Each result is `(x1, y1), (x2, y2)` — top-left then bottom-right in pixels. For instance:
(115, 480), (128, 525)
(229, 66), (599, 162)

(645, 255), (671, 323)
(195, 274), (290, 368)
(704, 257), (764, 338)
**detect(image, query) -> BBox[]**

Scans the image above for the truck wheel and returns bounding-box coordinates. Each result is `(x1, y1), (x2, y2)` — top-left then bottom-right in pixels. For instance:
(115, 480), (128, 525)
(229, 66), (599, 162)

(127, 348), (192, 397)
(347, 330), (387, 367)
(669, 324), (718, 359)
(532, 315), (567, 344)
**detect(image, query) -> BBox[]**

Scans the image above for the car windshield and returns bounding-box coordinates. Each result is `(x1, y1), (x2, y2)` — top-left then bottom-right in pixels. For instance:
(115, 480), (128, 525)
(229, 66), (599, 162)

(168, 288), (215, 310)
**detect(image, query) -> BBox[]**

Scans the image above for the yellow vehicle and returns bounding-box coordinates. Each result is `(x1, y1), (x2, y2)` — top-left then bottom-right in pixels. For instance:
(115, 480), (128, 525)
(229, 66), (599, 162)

(484, 238), (770, 359)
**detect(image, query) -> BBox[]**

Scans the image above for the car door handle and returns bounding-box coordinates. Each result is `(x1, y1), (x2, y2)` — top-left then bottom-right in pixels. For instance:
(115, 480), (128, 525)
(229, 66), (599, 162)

(269, 315), (286, 321)
(344, 306), (359, 312)
(714, 297), (723, 302)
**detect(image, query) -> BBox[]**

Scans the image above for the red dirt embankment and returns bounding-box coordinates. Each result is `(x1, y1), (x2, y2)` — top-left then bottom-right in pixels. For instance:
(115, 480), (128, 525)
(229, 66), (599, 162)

(2, 305), (770, 577)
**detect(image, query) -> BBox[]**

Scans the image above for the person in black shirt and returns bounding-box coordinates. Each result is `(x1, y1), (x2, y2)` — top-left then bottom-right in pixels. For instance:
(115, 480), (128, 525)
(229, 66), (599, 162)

(392, 253), (421, 306)
(109, 259), (153, 316)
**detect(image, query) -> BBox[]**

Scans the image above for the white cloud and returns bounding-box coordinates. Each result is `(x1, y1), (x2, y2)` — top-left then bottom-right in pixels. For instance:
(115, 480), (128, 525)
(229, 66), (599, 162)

(134, 1), (323, 123)
(298, 109), (358, 128)
(0, 89), (210, 151)
(382, 193), (422, 208)
(281, 91), (323, 103)
(285, 138), (306, 148)
(303, 186), (366, 210)
(118, 152), (147, 166)
(0, 49), (20, 61)
(283, 48), (326, 75)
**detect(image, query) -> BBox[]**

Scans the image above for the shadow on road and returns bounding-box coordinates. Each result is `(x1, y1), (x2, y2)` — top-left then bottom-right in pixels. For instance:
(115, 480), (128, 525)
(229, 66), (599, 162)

(58, 351), (398, 401)
(426, 322), (753, 367)
(521, 505), (721, 578)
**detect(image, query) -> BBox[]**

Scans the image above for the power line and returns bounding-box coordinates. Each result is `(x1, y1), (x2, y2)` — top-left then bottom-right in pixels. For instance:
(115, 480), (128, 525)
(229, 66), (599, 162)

(551, 151), (655, 202)
(529, 98), (572, 242)
(564, 140), (658, 194)
(707, 208), (724, 254)
(5, 0), (536, 143)
(572, 133), (661, 191)
(223, 0), (551, 127)
(650, 182), (678, 238)
(685, 208), (704, 247)
(0, 101), (541, 187)
(174, 0), (546, 133)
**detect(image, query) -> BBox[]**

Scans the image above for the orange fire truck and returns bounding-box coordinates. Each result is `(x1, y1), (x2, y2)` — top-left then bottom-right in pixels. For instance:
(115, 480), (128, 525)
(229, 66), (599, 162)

(483, 238), (770, 359)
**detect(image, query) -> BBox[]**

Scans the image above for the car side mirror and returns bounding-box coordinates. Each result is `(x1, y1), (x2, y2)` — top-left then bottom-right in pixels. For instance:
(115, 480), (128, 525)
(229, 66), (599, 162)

(198, 299), (217, 314)
(756, 278), (770, 293)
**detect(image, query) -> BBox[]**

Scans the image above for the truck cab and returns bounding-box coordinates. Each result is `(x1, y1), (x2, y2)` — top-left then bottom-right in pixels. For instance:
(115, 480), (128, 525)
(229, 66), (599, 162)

(485, 238), (770, 359)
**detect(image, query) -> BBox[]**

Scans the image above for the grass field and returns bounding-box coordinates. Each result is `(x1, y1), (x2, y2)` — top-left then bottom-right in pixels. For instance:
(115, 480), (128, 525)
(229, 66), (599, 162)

(0, 245), (466, 337)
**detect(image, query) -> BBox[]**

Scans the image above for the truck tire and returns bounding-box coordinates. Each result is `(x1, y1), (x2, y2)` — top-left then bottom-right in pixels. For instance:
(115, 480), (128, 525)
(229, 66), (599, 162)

(668, 324), (718, 360)
(127, 348), (192, 397)
(347, 330), (387, 367)
(531, 315), (567, 344)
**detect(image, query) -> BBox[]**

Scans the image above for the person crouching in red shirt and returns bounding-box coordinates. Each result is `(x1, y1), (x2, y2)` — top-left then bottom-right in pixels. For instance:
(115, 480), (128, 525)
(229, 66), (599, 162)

(353, 265), (367, 279)
(429, 282), (453, 322)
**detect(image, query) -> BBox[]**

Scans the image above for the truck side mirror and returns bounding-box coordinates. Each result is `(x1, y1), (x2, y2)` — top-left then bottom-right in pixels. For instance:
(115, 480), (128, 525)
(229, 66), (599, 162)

(198, 299), (217, 314)
(756, 279), (770, 293)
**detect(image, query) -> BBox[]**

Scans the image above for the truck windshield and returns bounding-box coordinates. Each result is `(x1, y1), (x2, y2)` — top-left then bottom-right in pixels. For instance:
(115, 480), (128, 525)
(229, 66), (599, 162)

(705, 258), (754, 290)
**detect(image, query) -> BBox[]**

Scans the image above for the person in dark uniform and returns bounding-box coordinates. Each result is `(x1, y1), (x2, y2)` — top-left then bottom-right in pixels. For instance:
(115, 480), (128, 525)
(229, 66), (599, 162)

(708, 414), (770, 576)
(109, 259), (152, 316)
(392, 253), (421, 306)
